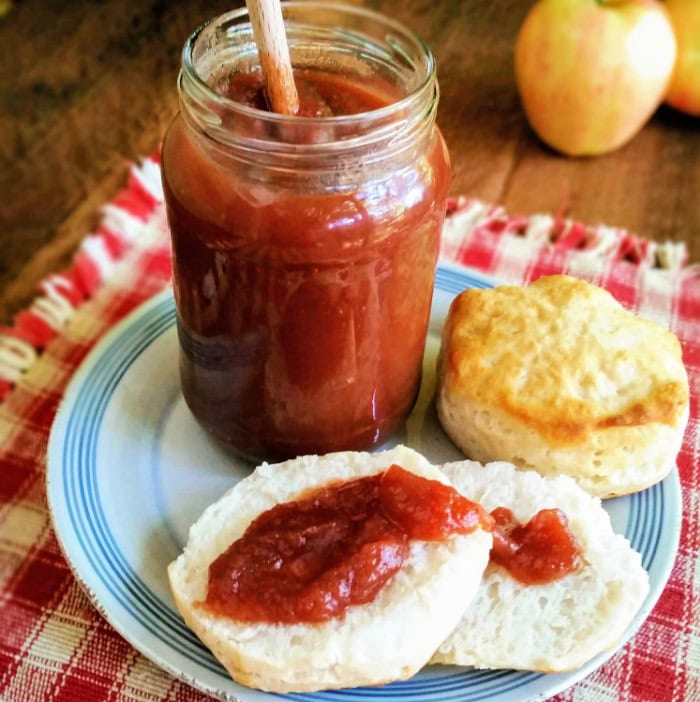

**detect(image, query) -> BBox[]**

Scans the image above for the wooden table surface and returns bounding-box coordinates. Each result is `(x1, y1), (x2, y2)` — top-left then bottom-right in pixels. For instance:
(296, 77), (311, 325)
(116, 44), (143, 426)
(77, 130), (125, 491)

(1, 0), (699, 326)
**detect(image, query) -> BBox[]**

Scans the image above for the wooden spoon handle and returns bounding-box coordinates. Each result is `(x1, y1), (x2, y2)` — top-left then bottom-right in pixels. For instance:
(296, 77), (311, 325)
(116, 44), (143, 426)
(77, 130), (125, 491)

(246, 0), (299, 115)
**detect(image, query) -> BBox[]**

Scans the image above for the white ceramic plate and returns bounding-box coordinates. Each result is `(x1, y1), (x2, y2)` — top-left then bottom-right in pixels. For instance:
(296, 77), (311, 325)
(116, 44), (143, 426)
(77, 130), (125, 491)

(46, 261), (681, 702)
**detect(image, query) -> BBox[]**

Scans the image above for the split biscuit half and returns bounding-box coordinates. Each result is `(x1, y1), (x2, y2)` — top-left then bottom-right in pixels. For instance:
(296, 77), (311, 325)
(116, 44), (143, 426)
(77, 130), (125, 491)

(432, 459), (650, 672)
(168, 445), (492, 693)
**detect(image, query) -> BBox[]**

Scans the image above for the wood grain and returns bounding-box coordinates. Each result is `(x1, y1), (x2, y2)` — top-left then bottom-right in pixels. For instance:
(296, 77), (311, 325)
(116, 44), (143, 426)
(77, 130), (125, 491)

(0, 0), (698, 325)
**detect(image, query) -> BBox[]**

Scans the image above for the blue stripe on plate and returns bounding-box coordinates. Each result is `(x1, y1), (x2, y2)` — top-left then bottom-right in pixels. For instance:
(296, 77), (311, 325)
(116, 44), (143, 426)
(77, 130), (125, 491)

(435, 267), (494, 295)
(63, 302), (224, 673)
(58, 265), (666, 701)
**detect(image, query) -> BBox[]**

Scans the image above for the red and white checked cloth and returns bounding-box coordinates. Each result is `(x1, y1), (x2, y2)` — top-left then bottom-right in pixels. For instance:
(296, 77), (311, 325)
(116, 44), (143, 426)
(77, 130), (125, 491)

(0, 157), (698, 701)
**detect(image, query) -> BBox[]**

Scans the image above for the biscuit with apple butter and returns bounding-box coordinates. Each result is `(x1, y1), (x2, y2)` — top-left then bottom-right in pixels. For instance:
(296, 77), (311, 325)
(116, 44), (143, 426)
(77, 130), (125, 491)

(432, 459), (649, 672)
(167, 445), (492, 693)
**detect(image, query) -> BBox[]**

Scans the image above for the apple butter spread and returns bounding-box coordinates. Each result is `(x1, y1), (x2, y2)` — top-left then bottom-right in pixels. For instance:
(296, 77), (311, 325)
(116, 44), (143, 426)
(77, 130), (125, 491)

(202, 467), (582, 625)
(202, 465), (490, 624)
(490, 506), (582, 585)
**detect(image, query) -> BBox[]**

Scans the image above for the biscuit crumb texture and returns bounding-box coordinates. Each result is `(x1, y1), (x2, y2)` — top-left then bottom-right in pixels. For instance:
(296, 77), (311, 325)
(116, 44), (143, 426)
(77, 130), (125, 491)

(432, 460), (649, 672)
(168, 446), (492, 693)
(437, 275), (689, 497)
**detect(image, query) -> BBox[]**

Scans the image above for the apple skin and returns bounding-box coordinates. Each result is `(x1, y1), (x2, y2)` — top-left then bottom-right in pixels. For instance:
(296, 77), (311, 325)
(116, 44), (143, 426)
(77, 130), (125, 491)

(665, 0), (700, 116)
(515, 0), (677, 156)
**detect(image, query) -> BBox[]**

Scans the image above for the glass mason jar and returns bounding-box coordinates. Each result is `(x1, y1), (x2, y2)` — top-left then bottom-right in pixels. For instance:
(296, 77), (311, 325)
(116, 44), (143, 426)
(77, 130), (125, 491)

(161, 2), (451, 461)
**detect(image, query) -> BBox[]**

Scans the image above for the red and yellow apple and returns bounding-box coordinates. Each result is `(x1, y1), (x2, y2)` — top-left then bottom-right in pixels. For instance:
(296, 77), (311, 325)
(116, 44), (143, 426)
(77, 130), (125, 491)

(514, 0), (677, 156)
(664, 0), (700, 116)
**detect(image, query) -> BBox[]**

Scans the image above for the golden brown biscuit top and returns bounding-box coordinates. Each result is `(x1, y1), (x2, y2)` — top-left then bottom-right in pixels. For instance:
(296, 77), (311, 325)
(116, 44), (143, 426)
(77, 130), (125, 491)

(441, 275), (689, 445)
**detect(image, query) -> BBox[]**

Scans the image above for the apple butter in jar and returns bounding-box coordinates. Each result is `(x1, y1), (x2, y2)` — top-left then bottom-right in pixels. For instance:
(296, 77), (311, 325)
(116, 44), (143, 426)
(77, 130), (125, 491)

(161, 2), (451, 461)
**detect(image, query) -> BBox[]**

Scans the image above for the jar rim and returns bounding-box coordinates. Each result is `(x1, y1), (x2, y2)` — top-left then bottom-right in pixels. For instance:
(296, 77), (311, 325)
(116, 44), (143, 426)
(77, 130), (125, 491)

(180, 0), (436, 128)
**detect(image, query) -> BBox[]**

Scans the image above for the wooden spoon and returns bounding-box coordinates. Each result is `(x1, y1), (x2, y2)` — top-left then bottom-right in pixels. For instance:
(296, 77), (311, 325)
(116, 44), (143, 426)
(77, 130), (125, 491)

(246, 0), (299, 115)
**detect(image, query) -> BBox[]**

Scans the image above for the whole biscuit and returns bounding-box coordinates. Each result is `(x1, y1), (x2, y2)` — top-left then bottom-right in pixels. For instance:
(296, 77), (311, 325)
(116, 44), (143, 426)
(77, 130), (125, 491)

(436, 275), (689, 497)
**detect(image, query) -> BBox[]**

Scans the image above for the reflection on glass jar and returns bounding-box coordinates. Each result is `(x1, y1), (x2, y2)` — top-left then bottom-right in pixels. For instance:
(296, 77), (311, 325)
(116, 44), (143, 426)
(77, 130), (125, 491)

(161, 2), (451, 461)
